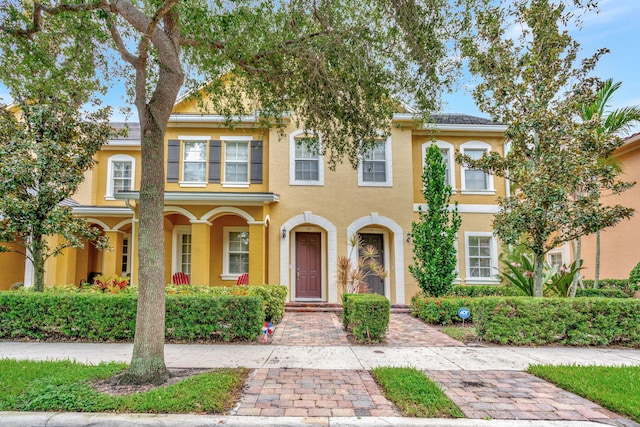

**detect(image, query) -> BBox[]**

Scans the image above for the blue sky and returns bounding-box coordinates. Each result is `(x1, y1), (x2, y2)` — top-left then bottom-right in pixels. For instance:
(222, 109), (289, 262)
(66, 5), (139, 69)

(1, 0), (638, 135)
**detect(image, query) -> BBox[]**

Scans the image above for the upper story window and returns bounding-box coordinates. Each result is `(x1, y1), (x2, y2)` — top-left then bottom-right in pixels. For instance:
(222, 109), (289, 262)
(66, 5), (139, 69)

(359, 138), (392, 187)
(182, 141), (207, 183)
(460, 141), (494, 194)
(290, 130), (324, 186)
(224, 140), (249, 185)
(167, 136), (262, 187)
(422, 140), (455, 190)
(105, 154), (135, 200)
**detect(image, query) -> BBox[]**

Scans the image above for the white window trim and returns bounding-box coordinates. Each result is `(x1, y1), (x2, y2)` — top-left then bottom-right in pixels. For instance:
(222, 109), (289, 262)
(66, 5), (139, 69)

(122, 233), (132, 276)
(464, 231), (500, 285)
(105, 154), (135, 200)
(358, 137), (393, 187)
(289, 129), (324, 186)
(171, 225), (192, 275)
(421, 140), (456, 193)
(221, 136), (252, 187)
(221, 226), (249, 280)
(547, 243), (571, 267)
(179, 135), (210, 186)
(460, 140), (495, 195)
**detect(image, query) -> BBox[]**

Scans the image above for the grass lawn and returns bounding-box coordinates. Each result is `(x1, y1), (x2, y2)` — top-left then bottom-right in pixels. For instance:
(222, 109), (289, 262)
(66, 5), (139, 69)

(0, 359), (247, 414)
(371, 366), (464, 418)
(441, 324), (478, 343)
(528, 364), (640, 423)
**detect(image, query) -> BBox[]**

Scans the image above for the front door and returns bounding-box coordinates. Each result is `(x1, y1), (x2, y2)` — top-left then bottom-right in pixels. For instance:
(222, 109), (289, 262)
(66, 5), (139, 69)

(360, 233), (385, 296)
(295, 232), (322, 299)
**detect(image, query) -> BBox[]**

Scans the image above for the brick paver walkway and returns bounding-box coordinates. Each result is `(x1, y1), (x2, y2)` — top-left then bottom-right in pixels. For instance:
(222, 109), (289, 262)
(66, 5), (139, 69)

(386, 313), (465, 347)
(235, 368), (399, 417)
(426, 370), (636, 426)
(268, 311), (463, 347)
(269, 312), (350, 346)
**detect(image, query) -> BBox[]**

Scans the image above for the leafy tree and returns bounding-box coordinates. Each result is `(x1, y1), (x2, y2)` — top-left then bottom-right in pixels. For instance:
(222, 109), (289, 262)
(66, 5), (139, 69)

(0, 0), (469, 384)
(579, 79), (640, 288)
(458, 0), (633, 297)
(410, 143), (461, 296)
(0, 27), (113, 292)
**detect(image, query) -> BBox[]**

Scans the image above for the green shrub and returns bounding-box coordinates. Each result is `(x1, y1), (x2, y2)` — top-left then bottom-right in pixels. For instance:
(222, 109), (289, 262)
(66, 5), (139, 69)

(629, 262), (640, 285)
(582, 279), (638, 296)
(447, 285), (522, 297)
(0, 292), (264, 342)
(242, 285), (288, 323)
(343, 294), (390, 343)
(474, 297), (640, 346)
(575, 288), (629, 298)
(411, 296), (477, 325)
(341, 294), (356, 329)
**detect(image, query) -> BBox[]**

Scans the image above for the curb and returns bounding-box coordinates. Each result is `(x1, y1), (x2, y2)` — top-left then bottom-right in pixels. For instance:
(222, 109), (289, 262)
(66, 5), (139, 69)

(0, 412), (611, 427)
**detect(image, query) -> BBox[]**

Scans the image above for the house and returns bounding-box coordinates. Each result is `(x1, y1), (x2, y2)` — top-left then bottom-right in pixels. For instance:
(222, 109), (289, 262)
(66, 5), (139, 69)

(574, 133), (640, 280)
(0, 96), (509, 303)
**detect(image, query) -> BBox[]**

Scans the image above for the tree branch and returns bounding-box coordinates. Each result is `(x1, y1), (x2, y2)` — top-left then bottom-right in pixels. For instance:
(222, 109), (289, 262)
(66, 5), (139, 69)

(106, 15), (140, 66)
(1, 1), (106, 38)
(138, 0), (179, 57)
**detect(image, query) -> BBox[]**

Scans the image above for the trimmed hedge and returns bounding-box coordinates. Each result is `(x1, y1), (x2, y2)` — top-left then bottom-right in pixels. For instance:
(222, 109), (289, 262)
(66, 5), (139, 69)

(575, 288), (629, 298)
(581, 279), (638, 296)
(474, 297), (640, 347)
(447, 285), (523, 297)
(411, 296), (477, 325)
(0, 292), (264, 342)
(342, 294), (390, 343)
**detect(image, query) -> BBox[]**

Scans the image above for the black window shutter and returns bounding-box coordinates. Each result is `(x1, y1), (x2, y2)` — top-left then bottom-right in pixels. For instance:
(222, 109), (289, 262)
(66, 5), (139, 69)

(250, 140), (263, 184)
(167, 140), (180, 182)
(209, 140), (222, 183)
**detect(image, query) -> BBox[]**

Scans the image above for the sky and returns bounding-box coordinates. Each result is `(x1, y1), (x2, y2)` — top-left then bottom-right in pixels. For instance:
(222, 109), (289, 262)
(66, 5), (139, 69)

(1, 0), (639, 135)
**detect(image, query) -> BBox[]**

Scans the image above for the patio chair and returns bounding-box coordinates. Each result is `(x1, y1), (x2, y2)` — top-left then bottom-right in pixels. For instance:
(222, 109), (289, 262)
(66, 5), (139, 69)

(172, 272), (190, 285)
(236, 273), (249, 285)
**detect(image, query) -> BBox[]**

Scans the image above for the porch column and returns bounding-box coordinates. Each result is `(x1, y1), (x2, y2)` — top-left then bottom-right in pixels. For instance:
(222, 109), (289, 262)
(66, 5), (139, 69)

(56, 244), (78, 286)
(248, 222), (266, 285)
(190, 221), (211, 285)
(103, 230), (124, 277)
(131, 219), (139, 285)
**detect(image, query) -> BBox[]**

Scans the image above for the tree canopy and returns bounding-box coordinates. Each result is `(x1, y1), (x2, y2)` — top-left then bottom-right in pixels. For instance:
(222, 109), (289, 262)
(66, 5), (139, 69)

(1, 0), (470, 383)
(458, 0), (633, 297)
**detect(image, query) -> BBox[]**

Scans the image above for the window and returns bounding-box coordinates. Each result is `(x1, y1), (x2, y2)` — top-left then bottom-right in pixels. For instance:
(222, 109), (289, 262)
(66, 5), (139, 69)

(222, 227), (249, 279)
(359, 138), (392, 187)
(182, 141), (207, 183)
(464, 232), (499, 284)
(224, 141), (249, 183)
(460, 141), (494, 194)
(547, 252), (563, 268)
(105, 154), (135, 199)
(290, 130), (324, 185)
(422, 141), (455, 190)
(121, 235), (131, 276)
(172, 226), (192, 276)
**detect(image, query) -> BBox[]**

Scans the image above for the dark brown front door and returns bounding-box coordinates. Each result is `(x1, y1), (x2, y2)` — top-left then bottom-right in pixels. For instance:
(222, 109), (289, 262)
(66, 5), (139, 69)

(360, 233), (385, 296)
(295, 232), (322, 299)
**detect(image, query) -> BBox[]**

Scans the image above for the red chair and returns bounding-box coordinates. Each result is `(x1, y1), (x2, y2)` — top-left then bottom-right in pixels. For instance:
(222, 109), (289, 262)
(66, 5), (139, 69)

(172, 272), (190, 285)
(236, 273), (249, 285)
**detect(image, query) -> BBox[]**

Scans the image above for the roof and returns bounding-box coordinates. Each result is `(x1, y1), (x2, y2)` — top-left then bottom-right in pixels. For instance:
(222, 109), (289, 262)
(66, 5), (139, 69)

(59, 198), (80, 207)
(430, 114), (499, 125)
(110, 122), (141, 140)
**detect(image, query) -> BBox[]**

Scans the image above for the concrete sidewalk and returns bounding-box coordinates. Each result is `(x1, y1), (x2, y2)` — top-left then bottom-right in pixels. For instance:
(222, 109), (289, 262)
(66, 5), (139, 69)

(2, 341), (640, 370)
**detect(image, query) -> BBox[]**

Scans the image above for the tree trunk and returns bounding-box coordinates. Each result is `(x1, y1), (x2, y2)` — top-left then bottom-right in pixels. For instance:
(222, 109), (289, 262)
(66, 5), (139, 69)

(31, 234), (46, 292)
(120, 64), (184, 385)
(594, 231), (600, 289)
(533, 252), (545, 297)
(569, 237), (582, 297)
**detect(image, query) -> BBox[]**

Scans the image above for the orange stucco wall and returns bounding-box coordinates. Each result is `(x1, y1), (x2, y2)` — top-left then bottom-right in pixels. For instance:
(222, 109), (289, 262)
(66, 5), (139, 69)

(579, 139), (640, 280)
